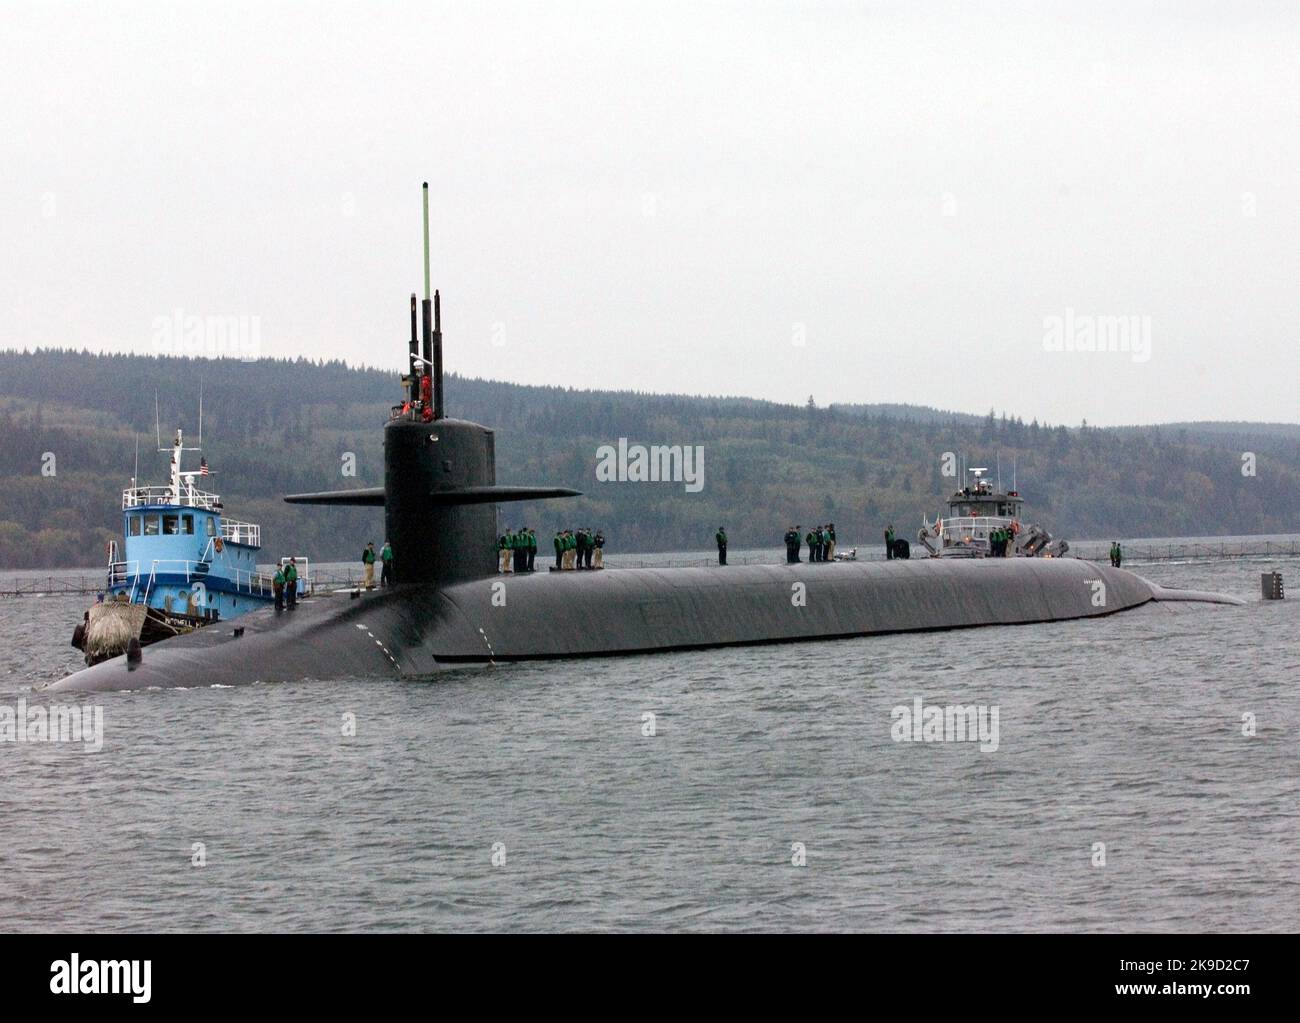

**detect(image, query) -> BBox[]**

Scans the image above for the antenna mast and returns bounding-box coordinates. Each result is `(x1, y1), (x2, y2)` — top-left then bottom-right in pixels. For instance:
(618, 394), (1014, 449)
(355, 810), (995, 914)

(420, 181), (444, 421)
(420, 184), (434, 422)
(422, 182), (431, 302)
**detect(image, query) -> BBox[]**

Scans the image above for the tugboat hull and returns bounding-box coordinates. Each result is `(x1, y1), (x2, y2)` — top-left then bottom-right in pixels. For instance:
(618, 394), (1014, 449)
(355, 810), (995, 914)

(72, 600), (214, 666)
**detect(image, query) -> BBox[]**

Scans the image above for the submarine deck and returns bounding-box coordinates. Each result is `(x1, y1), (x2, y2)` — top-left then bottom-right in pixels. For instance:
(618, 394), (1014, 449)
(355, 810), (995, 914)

(41, 558), (1241, 692)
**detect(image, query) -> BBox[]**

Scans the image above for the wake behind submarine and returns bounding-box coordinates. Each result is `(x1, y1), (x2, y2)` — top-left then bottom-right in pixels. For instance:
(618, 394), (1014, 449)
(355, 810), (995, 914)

(44, 184), (1242, 694)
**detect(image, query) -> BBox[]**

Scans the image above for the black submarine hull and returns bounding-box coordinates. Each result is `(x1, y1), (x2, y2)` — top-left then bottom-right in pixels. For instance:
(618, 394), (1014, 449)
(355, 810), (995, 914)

(41, 559), (1238, 693)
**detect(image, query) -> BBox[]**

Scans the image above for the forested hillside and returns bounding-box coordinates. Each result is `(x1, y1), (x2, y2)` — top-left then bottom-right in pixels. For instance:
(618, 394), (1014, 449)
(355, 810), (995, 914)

(2, 349), (1298, 567)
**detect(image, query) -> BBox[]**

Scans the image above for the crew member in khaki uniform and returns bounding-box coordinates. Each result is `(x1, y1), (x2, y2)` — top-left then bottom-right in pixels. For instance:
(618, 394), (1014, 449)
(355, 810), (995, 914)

(362, 542), (377, 589)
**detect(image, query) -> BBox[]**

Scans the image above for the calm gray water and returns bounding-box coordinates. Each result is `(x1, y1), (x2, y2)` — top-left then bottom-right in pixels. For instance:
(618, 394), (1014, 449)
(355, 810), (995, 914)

(2, 551), (1297, 932)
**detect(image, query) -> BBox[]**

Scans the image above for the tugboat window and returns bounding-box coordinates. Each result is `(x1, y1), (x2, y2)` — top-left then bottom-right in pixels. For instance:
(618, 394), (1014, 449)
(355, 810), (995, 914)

(182, 514), (194, 535)
(205, 517), (217, 537)
(128, 516), (142, 536)
(144, 515), (160, 536)
(163, 514), (179, 534)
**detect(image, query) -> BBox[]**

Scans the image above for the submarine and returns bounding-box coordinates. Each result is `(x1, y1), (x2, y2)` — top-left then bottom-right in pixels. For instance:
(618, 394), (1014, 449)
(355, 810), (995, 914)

(43, 184), (1242, 694)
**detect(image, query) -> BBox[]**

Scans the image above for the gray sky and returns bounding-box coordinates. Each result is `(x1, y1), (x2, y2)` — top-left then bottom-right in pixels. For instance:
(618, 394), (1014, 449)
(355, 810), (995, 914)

(3, 1), (1297, 426)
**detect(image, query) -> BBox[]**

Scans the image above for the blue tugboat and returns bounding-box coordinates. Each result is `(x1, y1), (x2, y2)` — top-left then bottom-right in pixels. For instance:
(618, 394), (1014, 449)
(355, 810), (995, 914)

(71, 427), (279, 664)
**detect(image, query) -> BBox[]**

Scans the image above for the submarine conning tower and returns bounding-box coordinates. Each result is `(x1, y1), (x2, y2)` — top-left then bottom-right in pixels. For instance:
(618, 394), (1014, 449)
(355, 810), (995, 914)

(285, 182), (579, 586)
(383, 415), (499, 584)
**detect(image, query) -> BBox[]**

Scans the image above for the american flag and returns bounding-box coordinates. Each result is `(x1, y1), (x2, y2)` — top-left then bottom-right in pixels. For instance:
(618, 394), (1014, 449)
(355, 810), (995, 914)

(199, 457), (209, 477)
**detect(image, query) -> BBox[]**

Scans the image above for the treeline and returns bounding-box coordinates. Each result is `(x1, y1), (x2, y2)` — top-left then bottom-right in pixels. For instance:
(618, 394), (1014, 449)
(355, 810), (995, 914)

(1, 349), (1298, 568)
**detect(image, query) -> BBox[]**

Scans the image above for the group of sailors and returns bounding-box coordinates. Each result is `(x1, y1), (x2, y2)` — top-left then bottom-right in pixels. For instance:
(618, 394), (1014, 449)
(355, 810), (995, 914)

(276, 542), (395, 606)
(272, 557), (300, 610)
(782, 524), (836, 563)
(497, 528), (539, 572)
(1108, 542), (1124, 567)
(988, 525), (1017, 557)
(554, 528), (605, 570)
(361, 541), (394, 588)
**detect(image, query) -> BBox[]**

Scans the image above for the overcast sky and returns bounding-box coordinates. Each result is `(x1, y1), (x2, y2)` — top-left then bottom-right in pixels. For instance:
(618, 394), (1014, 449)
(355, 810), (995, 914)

(2, 1), (1297, 426)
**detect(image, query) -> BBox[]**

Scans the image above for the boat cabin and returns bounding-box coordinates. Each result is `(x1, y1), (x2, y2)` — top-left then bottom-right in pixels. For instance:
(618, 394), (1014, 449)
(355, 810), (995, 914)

(104, 429), (272, 615)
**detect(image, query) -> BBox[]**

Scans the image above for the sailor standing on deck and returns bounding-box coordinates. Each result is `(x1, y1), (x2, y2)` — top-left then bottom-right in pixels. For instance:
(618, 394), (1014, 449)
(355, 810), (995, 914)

(553, 531), (564, 570)
(362, 542), (377, 589)
(593, 530), (605, 568)
(513, 528), (527, 574)
(498, 530), (513, 573)
(715, 526), (728, 565)
(527, 529), (537, 572)
(827, 523), (836, 561)
(380, 540), (393, 586)
(284, 558), (299, 607)
(273, 566), (285, 611)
